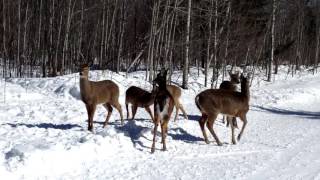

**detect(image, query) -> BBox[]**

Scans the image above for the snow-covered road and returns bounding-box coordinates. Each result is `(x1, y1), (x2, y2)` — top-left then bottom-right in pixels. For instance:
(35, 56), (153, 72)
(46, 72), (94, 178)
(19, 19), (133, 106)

(0, 67), (319, 179)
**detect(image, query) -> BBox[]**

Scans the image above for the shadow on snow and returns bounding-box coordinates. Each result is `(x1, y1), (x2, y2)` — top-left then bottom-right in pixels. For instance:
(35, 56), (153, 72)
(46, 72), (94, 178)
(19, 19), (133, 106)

(5, 123), (82, 130)
(252, 105), (320, 120)
(168, 127), (203, 143)
(186, 114), (201, 121)
(97, 117), (204, 150)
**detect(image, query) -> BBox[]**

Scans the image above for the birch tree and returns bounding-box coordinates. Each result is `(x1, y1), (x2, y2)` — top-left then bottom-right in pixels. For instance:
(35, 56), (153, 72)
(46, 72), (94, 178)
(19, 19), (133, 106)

(183, 0), (192, 89)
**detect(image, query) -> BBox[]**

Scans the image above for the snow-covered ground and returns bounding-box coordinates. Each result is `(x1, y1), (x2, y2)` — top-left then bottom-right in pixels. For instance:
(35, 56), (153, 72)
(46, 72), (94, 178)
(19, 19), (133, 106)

(0, 67), (319, 180)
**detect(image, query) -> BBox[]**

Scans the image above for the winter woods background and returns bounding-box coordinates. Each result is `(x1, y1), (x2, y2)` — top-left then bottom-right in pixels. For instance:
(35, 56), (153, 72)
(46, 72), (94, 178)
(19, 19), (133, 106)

(1, 0), (320, 87)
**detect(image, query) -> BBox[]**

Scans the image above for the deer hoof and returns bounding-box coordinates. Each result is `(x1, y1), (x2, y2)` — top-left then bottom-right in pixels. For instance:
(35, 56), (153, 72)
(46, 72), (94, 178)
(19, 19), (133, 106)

(217, 142), (223, 146)
(151, 148), (155, 153)
(232, 140), (237, 145)
(237, 135), (241, 141)
(205, 140), (210, 144)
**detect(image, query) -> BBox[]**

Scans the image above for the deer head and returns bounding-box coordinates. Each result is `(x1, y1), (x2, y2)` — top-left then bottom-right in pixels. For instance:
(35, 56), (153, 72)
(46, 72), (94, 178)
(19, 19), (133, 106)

(79, 64), (89, 78)
(153, 68), (168, 89)
(229, 71), (240, 84)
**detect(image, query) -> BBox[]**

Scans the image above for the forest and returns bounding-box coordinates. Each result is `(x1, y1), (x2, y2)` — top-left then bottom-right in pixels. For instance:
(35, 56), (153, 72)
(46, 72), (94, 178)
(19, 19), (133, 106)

(1, 0), (320, 88)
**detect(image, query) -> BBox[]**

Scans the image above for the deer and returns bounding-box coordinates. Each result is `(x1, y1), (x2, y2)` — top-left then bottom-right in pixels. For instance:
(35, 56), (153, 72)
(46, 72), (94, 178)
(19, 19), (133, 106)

(219, 71), (240, 128)
(125, 86), (157, 121)
(79, 64), (124, 132)
(125, 84), (187, 122)
(151, 69), (175, 153)
(166, 84), (188, 121)
(195, 73), (250, 145)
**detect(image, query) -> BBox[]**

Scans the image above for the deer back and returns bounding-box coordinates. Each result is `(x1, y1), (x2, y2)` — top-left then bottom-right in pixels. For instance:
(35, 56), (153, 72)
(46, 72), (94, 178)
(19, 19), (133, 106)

(196, 74), (250, 117)
(125, 86), (156, 107)
(166, 84), (182, 99)
(196, 89), (249, 115)
(81, 80), (120, 105)
(219, 81), (238, 91)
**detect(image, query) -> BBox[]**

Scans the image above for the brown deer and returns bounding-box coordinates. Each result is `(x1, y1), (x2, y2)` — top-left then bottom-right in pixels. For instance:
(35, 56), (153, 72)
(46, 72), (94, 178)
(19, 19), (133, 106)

(125, 84), (187, 122)
(125, 86), (157, 121)
(219, 71), (240, 128)
(195, 73), (250, 145)
(79, 64), (124, 131)
(166, 85), (188, 121)
(151, 69), (174, 153)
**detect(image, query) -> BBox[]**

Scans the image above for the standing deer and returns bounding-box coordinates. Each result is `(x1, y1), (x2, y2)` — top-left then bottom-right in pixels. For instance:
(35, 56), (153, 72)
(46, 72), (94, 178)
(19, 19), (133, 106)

(125, 86), (157, 121)
(219, 71), (240, 128)
(195, 73), (250, 145)
(151, 69), (174, 153)
(167, 85), (188, 121)
(79, 64), (124, 131)
(125, 84), (187, 122)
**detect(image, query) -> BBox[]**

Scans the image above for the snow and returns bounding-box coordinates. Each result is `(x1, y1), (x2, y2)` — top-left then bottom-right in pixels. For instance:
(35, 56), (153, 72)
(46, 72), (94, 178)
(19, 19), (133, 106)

(0, 66), (320, 179)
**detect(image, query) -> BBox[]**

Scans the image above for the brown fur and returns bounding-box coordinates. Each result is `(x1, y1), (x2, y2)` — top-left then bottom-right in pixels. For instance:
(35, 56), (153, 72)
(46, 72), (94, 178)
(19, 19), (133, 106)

(151, 69), (174, 153)
(219, 71), (240, 128)
(80, 65), (123, 131)
(166, 85), (188, 121)
(125, 86), (157, 121)
(195, 74), (250, 145)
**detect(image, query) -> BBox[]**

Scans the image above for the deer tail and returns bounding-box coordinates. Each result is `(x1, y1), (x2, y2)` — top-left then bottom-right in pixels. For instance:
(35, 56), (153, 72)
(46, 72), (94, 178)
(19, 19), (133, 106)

(195, 95), (202, 112)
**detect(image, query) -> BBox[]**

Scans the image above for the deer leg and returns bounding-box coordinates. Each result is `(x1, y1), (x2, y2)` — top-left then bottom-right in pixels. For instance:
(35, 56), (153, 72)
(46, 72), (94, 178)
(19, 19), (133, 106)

(206, 114), (222, 146)
(232, 117), (238, 129)
(161, 100), (173, 143)
(131, 105), (138, 120)
(237, 114), (247, 141)
(145, 106), (154, 121)
(199, 114), (209, 144)
(223, 115), (226, 124)
(161, 116), (169, 151)
(126, 103), (129, 120)
(173, 103), (180, 122)
(151, 114), (160, 153)
(113, 101), (124, 125)
(103, 103), (113, 128)
(228, 116), (236, 145)
(179, 104), (189, 120)
(86, 104), (96, 132)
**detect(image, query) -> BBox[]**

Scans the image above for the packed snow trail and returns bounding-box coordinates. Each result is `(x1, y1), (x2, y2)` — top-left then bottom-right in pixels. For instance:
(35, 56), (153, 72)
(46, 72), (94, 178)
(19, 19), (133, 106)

(0, 67), (319, 179)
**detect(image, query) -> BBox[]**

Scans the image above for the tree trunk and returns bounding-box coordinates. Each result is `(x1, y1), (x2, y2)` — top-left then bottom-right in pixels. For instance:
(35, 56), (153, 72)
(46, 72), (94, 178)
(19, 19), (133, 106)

(22, 2), (29, 77)
(2, 0), (7, 77)
(62, 0), (73, 75)
(314, 1), (320, 74)
(205, 0), (213, 87)
(183, 0), (192, 89)
(268, 0), (276, 82)
(211, 0), (218, 88)
(17, 0), (21, 77)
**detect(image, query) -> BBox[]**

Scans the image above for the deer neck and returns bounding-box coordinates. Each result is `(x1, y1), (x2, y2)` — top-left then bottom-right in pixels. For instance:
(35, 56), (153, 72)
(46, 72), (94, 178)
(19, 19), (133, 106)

(241, 81), (250, 100)
(80, 76), (91, 97)
(157, 83), (167, 91)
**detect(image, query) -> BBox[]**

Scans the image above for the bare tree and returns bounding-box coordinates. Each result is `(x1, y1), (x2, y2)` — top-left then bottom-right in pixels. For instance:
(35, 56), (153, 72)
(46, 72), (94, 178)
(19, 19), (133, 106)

(183, 0), (192, 89)
(268, 0), (276, 82)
